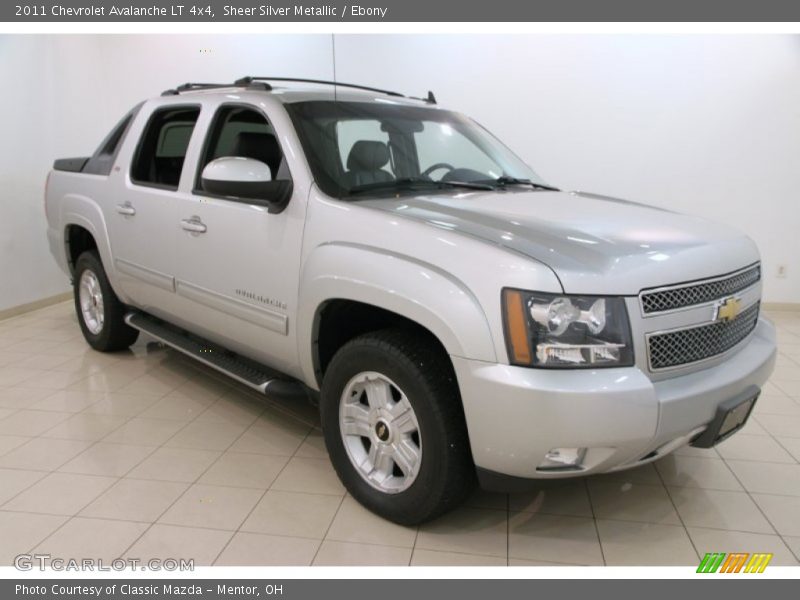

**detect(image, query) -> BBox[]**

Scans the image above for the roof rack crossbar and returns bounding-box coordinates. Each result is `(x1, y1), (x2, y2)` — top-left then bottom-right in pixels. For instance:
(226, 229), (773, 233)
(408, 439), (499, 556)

(161, 81), (268, 96)
(177, 83), (229, 91)
(238, 76), (406, 98)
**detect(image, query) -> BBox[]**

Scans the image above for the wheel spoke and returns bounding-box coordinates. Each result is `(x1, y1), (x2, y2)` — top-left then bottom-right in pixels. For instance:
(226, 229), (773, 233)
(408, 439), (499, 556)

(367, 444), (394, 480)
(390, 398), (417, 435)
(341, 403), (372, 438)
(392, 438), (421, 476)
(79, 283), (92, 306)
(367, 441), (379, 466)
(375, 448), (394, 476)
(364, 379), (392, 410)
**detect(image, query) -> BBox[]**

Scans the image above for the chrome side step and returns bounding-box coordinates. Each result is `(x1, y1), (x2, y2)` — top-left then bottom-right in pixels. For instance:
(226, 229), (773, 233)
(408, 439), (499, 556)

(125, 311), (299, 396)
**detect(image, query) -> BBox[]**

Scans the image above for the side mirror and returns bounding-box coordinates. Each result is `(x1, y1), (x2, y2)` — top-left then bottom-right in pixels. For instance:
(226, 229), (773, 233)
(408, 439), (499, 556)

(200, 157), (292, 214)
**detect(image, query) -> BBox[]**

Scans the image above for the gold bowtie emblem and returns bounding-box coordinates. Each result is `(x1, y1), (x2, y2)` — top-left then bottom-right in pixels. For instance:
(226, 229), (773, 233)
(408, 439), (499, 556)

(716, 296), (742, 322)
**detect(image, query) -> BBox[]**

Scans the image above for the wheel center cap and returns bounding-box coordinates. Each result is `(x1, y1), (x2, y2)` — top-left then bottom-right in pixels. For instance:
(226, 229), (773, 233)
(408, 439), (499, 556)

(375, 420), (391, 442)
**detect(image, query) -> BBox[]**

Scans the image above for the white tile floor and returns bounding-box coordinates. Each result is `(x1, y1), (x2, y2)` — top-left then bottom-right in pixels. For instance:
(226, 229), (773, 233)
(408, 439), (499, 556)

(0, 301), (799, 566)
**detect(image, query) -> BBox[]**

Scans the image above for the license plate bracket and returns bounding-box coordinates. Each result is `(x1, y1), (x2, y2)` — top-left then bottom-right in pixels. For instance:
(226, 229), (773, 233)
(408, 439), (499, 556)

(691, 385), (760, 449)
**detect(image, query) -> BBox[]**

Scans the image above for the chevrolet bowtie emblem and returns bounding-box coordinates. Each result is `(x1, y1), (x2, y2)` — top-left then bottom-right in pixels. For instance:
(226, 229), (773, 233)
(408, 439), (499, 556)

(715, 296), (742, 322)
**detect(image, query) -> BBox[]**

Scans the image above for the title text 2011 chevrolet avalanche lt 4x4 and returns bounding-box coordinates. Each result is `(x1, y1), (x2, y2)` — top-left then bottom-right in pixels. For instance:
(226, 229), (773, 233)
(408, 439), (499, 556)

(45, 77), (776, 524)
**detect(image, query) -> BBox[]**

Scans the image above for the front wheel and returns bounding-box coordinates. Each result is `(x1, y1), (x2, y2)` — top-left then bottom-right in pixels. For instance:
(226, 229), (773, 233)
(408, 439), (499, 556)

(321, 329), (475, 525)
(73, 250), (139, 352)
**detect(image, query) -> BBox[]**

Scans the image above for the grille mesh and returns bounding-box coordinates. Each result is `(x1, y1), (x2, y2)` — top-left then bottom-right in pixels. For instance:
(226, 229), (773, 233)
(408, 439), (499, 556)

(641, 265), (760, 314)
(648, 302), (760, 370)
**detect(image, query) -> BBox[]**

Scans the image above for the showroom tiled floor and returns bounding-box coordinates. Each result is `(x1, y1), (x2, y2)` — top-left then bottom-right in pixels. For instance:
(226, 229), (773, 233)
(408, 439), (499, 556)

(0, 301), (799, 567)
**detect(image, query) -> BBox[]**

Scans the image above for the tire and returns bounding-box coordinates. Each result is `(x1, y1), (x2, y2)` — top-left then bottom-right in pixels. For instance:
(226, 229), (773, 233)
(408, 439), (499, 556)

(321, 328), (475, 525)
(73, 250), (139, 352)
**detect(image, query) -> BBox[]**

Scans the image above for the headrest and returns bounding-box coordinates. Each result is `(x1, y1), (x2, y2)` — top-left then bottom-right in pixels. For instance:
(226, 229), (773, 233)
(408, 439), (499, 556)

(232, 132), (282, 176)
(346, 140), (390, 171)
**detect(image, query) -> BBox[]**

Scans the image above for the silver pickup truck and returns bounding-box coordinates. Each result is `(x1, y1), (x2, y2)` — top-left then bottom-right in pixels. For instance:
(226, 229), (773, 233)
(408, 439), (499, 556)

(45, 77), (776, 524)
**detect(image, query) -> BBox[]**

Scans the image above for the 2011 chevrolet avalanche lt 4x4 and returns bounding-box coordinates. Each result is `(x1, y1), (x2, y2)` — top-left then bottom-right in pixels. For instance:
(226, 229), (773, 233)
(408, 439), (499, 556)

(45, 77), (776, 524)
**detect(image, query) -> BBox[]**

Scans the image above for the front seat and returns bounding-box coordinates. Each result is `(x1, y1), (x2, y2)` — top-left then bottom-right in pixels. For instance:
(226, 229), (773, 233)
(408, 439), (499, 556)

(344, 140), (394, 187)
(231, 132), (283, 179)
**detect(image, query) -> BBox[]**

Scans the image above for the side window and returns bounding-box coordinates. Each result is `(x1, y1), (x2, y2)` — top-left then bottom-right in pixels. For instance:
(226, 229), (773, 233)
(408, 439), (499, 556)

(196, 105), (287, 186)
(157, 123), (195, 158)
(336, 119), (394, 177)
(415, 122), (501, 179)
(131, 106), (200, 189)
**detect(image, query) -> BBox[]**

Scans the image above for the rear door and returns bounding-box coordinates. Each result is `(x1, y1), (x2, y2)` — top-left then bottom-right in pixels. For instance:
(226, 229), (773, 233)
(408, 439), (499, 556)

(107, 103), (201, 319)
(171, 102), (307, 376)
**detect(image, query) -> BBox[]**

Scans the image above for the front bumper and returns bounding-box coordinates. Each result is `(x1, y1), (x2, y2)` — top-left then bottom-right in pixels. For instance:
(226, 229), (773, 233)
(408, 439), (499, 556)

(452, 317), (776, 489)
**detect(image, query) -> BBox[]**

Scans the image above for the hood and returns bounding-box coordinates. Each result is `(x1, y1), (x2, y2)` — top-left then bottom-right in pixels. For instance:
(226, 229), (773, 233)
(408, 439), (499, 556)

(358, 190), (759, 295)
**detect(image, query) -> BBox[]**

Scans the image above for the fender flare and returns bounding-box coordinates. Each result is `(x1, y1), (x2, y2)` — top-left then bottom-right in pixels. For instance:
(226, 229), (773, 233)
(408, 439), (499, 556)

(60, 195), (117, 288)
(297, 242), (497, 386)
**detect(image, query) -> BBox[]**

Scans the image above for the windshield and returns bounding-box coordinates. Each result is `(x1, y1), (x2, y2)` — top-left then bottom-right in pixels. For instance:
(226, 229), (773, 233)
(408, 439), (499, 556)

(284, 100), (548, 198)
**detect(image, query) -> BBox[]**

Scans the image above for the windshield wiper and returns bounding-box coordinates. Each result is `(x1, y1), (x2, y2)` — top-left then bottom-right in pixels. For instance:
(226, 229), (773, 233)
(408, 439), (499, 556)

(492, 176), (560, 191)
(348, 177), (492, 196)
(437, 180), (494, 190)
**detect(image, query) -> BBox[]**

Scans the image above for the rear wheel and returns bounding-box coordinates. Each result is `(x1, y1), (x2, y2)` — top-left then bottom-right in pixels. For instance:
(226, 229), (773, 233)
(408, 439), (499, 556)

(73, 250), (139, 352)
(321, 329), (475, 525)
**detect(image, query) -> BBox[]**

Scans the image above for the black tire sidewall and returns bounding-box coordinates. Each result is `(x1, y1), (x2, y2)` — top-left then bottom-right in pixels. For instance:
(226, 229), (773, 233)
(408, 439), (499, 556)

(321, 336), (460, 524)
(73, 251), (119, 350)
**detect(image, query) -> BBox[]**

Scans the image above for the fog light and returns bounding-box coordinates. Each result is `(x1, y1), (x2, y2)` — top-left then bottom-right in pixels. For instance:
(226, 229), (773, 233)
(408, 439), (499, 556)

(537, 447), (587, 471)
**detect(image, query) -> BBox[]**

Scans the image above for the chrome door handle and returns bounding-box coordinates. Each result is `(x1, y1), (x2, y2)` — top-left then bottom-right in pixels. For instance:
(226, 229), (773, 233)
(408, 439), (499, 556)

(180, 217), (207, 234)
(116, 203), (136, 216)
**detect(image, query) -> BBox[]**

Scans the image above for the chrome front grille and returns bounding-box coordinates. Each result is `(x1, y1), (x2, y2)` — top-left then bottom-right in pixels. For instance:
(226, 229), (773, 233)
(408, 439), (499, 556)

(647, 302), (760, 370)
(640, 264), (760, 314)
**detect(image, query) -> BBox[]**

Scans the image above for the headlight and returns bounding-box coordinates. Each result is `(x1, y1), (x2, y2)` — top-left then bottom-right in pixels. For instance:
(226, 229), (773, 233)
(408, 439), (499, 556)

(502, 289), (634, 368)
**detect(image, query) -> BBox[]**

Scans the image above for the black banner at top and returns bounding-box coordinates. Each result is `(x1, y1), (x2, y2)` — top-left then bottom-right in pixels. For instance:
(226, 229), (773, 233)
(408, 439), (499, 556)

(4, 0), (800, 22)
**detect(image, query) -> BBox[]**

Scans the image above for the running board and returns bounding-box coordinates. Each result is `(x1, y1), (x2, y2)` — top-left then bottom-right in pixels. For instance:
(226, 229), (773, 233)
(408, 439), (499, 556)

(125, 311), (301, 397)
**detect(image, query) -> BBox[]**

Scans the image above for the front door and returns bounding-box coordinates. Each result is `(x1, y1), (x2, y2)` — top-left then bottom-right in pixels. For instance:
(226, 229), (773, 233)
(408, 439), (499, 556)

(172, 103), (306, 376)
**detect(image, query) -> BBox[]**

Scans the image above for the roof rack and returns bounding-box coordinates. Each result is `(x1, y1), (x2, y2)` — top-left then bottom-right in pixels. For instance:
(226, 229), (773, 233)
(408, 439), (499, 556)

(161, 77), (436, 104)
(235, 76), (407, 98)
(161, 82), (252, 96)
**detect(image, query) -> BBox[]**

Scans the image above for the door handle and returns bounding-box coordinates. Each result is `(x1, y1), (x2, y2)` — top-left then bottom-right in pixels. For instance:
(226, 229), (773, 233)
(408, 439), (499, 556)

(180, 217), (207, 234)
(116, 202), (136, 216)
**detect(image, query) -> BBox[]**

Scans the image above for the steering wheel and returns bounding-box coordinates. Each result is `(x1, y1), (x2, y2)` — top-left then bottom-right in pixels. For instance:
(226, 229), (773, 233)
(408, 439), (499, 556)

(420, 162), (455, 179)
